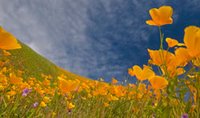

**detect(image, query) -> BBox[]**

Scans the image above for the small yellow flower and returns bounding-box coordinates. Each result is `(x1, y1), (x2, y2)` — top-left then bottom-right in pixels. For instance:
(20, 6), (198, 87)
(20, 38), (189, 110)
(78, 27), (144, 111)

(111, 78), (118, 84)
(104, 102), (109, 107)
(146, 6), (173, 26)
(43, 78), (50, 86)
(107, 95), (119, 101)
(2, 50), (11, 56)
(67, 102), (75, 109)
(81, 96), (87, 100)
(43, 96), (50, 103)
(0, 85), (4, 91)
(7, 95), (10, 100)
(40, 101), (47, 107)
(87, 93), (92, 98)
(192, 58), (200, 67)
(52, 112), (56, 117)
(128, 83), (136, 88)
(138, 83), (146, 92)
(7, 90), (16, 96)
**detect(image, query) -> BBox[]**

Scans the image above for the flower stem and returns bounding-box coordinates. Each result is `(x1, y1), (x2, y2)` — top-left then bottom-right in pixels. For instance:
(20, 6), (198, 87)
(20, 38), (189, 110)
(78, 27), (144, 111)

(159, 27), (164, 50)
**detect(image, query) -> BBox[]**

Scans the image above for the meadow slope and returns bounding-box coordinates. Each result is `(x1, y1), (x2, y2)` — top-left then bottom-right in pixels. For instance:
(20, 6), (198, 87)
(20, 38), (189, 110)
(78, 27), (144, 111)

(6, 40), (90, 82)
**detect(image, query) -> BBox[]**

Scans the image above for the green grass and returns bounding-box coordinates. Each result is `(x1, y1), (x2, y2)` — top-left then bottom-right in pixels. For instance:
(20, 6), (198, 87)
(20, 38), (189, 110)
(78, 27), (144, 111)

(5, 40), (89, 81)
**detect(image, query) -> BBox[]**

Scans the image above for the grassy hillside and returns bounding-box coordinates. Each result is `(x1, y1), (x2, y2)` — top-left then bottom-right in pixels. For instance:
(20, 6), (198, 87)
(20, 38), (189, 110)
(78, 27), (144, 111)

(5, 40), (89, 81)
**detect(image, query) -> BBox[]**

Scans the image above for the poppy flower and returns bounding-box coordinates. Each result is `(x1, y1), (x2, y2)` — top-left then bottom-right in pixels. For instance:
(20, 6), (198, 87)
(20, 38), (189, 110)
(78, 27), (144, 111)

(148, 49), (175, 66)
(104, 102), (109, 107)
(184, 26), (200, 58)
(128, 65), (155, 81)
(0, 27), (21, 50)
(9, 73), (23, 85)
(111, 78), (118, 84)
(128, 68), (135, 76)
(149, 76), (168, 89)
(166, 38), (179, 48)
(146, 6), (173, 26)
(175, 47), (191, 66)
(58, 77), (79, 94)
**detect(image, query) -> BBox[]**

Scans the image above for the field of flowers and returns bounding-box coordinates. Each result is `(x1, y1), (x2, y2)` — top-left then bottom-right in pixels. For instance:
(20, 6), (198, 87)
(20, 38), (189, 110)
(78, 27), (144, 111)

(0, 5), (200, 117)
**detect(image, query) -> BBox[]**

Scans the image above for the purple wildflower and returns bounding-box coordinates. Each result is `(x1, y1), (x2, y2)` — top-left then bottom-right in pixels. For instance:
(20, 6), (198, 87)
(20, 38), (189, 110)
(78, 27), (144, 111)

(181, 113), (188, 118)
(22, 88), (32, 97)
(33, 102), (39, 108)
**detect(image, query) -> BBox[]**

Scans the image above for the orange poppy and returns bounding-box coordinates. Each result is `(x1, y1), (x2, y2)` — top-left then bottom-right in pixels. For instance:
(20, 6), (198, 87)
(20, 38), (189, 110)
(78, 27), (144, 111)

(146, 6), (173, 26)
(184, 26), (200, 58)
(0, 27), (21, 50)
(148, 49), (175, 66)
(128, 65), (155, 81)
(149, 76), (168, 89)
(166, 38), (179, 48)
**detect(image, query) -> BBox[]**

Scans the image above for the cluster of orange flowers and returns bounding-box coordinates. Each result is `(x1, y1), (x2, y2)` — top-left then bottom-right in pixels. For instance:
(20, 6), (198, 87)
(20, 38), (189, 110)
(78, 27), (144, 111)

(0, 62), (149, 110)
(129, 6), (200, 102)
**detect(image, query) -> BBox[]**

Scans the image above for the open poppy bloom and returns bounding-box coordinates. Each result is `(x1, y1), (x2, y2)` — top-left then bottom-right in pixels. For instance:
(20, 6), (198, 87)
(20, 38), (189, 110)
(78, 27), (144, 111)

(175, 47), (191, 66)
(166, 38), (179, 48)
(148, 49), (175, 66)
(58, 76), (79, 94)
(146, 6), (173, 26)
(149, 76), (168, 89)
(184, 26), (200, 58)
(128, 65), (155, 81)
(0, 27), (21, 50)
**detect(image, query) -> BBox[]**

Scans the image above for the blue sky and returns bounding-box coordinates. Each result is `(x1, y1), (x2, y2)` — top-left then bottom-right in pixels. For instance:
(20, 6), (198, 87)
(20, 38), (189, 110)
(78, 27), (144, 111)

(0, 0), (200, 82)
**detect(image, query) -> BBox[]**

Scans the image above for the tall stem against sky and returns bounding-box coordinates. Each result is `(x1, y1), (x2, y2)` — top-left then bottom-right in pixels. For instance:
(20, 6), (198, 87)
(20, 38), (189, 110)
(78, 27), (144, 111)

(159, 27), (164, 50)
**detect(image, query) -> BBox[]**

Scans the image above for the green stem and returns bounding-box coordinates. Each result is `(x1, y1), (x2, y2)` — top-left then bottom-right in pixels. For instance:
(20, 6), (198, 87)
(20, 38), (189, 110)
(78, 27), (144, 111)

(159, 27), (164, 50)
(158, 27), (170, 78)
